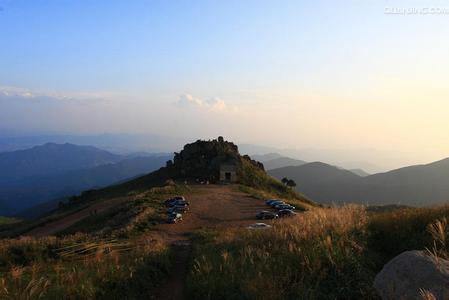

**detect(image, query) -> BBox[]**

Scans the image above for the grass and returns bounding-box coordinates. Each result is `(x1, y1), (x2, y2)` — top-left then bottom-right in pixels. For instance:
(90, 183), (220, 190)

(186, 205), (449, 300)
(186, 206), (376, 299)
(0, 217), (20, 225)
(238, 159), (317, 209)
(0, 233), (171, 299)
(367, 205), (449, 267)
(61, 183), (191, 237)
(2, 178), (449, 299)
(0, 182), (193, 299)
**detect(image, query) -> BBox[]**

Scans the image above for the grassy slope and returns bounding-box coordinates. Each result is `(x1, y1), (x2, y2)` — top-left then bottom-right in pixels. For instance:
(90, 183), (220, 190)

(0, 216), (19, 225)
(238, 159), (318, 210)
(0, 183), (190, 299)
(186, 205), (449, 299)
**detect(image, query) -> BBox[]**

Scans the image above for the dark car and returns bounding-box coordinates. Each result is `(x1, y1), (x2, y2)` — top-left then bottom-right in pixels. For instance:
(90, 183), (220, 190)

(256, 211), (279, 220)
(167, 213), (183, 224)
(265, 199), (280, 206)
(278, 209), (297, 218)
(167, 206), (188, 214)
(168, 200), (189, 208)
(165, 196), (188, 206)
(275, 204), (296, 210)
(165, 198), (177, 206)
(270, 201), (285, 208)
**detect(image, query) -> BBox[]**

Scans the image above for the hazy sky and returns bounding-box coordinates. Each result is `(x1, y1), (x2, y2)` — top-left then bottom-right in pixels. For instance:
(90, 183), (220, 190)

(1, 0), (449, 170)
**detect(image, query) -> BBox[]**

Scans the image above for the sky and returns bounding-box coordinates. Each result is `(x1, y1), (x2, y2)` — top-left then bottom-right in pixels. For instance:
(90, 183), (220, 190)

(1, 0), (449, 171)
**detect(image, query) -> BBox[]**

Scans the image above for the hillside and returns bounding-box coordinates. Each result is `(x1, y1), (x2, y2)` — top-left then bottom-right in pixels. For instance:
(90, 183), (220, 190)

(0, 143), (123, 182)
(0, 143), (171, 216)
(0, 155), (170, 217)
(269, 158), (449, 206)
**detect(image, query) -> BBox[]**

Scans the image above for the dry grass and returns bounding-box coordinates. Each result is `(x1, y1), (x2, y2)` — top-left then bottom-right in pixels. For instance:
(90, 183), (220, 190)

(187, 206), (375, 299)
(0, 234), (169, 299)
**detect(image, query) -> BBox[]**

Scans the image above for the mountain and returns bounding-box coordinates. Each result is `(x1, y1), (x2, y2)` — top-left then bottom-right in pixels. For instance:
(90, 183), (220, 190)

(349, 169), (370, 177)
(249, 153), (306, 170)
(263, 157), (307, 170)
(8, 155), (170, 218)
(0, 133), (186, 154)
(0, 144), (171, 216)
(269, 158), (449, 206)
(250, 153), (283, 161)
(0, 143), (123, 183)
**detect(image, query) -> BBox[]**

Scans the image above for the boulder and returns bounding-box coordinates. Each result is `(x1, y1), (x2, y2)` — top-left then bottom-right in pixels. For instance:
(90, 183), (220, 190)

(374, 250), (449, 300)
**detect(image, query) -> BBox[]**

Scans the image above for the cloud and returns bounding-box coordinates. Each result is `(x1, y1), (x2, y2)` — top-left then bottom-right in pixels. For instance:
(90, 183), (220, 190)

(0, 86), (109, 104)
(176, 94), (236, 112)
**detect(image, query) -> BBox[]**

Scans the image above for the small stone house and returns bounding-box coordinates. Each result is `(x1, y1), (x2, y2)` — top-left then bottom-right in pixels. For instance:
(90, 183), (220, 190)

(219, 164), (238, 182)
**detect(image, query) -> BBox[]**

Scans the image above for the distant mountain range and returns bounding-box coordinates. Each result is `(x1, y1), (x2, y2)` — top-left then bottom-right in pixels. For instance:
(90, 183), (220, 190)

(269, 158), (449, 206)
(0, 133), (185, 154)
(0, 143), (171, 216)
(0, 143), (123, 182)
(251, 153), (307, 170)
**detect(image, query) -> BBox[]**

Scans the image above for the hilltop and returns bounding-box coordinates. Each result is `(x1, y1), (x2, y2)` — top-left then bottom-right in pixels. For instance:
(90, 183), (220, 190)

(61, 137), (314, 207)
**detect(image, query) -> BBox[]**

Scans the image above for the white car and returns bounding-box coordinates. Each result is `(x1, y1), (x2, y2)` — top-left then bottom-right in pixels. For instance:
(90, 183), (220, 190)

(247, 223), (272, 229)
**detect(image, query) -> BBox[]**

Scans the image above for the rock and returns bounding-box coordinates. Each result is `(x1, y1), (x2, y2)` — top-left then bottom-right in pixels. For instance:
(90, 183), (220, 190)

(374, 250), (449, 300)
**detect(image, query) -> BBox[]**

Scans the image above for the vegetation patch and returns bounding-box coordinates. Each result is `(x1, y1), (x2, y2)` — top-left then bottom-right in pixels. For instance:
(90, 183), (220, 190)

(186, 206), (376, 299)
(0, 233), (170, 299)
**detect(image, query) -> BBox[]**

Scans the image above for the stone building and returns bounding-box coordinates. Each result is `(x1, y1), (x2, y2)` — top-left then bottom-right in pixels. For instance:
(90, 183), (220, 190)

(219, 164), (238, 182)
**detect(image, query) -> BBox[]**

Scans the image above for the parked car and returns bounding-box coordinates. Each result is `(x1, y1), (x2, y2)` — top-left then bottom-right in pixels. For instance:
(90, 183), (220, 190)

(167, 213), (183, 224)
(270, 201), (285, 208)
(167, 206), (188, 214)
(165, 198), (177, 206)
(278, 209), (297, 218)
(265, 199), (280, 206)
(247, 223), (272, 229)
(165, 196), (188, 206)
(275, 204), (296, 210)
(169, 201), (189, 208)
(256, 211), (279, 220)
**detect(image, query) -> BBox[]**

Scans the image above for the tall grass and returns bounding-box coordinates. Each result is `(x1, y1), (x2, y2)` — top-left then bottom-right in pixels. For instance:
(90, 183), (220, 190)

(0, 234), (170, 299)
(367, 205), (449, 265)
(187, 206), (376, 299)
(0, 183), (191, 299)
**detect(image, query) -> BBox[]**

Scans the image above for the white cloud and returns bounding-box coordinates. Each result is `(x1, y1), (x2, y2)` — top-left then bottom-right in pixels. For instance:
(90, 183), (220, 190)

(0, 86), (109, 103)
(176, 94), (236, 112)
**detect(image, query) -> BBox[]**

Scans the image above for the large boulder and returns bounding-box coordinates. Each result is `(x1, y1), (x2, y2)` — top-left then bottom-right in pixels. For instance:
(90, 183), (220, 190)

(374, 250), (449, 299)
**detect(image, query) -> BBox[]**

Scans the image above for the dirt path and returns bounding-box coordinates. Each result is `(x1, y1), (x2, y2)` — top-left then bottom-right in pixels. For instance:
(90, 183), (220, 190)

(26, 198), (124, 237)
(152, 240), (192, 300)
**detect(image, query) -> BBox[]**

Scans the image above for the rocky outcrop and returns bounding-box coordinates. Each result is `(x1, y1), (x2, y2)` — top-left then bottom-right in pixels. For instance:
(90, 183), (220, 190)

(374, 250), (449, 300)
(167, 137), (263, 182)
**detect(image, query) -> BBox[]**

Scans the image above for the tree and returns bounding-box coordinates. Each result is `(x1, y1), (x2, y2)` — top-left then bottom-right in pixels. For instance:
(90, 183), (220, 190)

(281, 177), (289, 185)
(287, 179), (297, 189)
